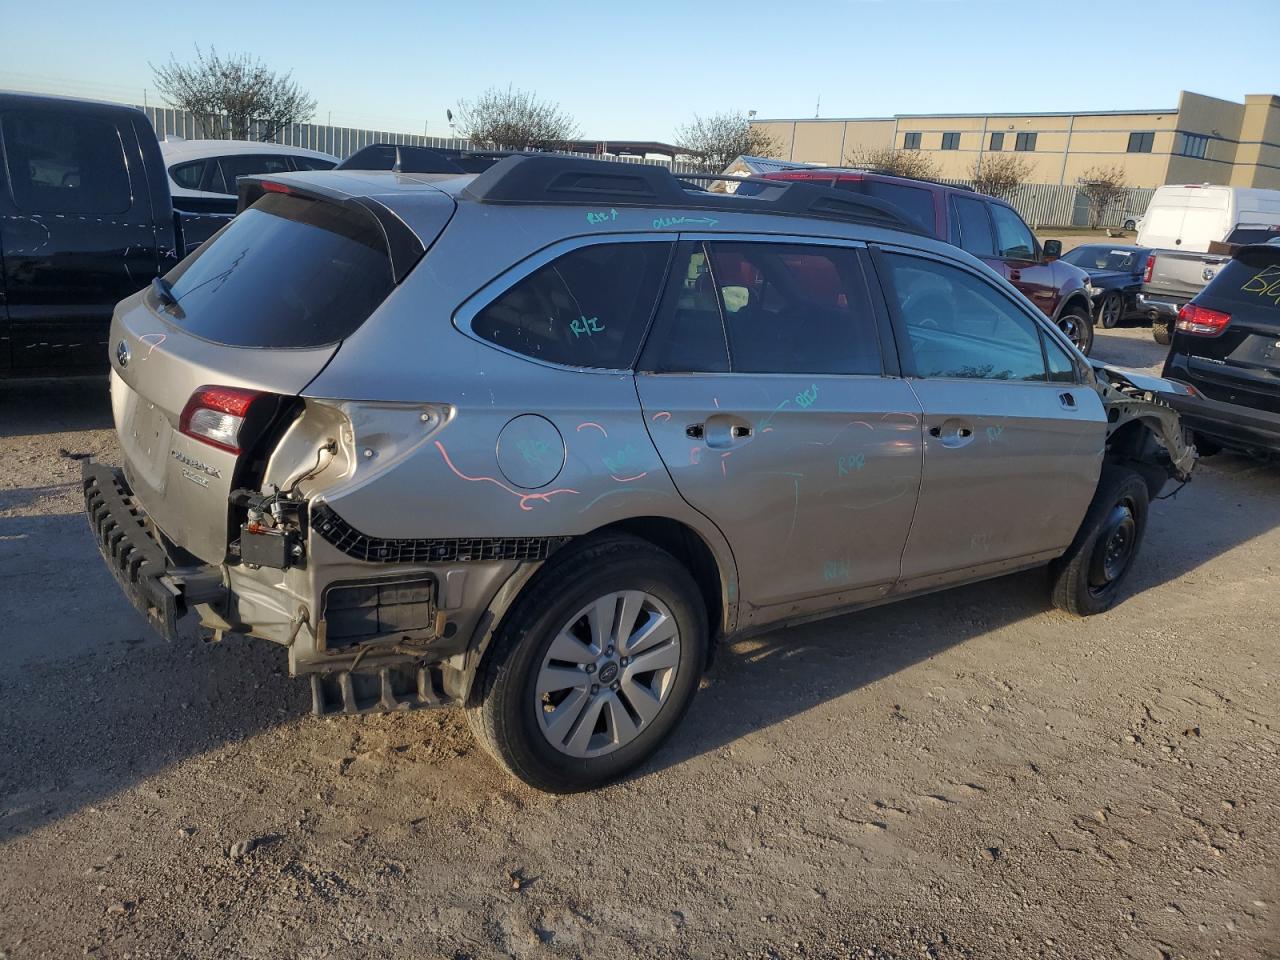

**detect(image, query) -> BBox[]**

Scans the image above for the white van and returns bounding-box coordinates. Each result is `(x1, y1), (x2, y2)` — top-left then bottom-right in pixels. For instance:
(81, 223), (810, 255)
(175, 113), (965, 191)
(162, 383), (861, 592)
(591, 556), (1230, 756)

(1137, 184), (1280, 252)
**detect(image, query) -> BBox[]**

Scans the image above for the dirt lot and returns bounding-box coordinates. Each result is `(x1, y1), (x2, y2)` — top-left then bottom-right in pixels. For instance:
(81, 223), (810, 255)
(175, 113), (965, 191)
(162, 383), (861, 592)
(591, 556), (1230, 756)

(1, 326), (1277, 960)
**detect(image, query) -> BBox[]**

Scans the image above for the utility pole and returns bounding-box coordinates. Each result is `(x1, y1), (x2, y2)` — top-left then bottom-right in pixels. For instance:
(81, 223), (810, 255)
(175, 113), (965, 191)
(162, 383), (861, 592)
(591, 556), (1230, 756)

(814, 94), (821, 119)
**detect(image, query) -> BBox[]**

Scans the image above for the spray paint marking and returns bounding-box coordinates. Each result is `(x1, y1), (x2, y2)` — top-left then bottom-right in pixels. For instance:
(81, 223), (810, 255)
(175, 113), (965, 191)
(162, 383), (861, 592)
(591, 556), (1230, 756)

(720, 451), (732, 478)
(653, 215), (719, 229)
(837, 453), (866, 476)
(758, 399), (790, 432)
(611, 472), (648, 483)
(823, 559), (850, 582)
(138, 332), (166, 358)
(586, 208), (619, 225)
(603, 443), (641, 474)
(985, 425), (1004, 443)
(576, 422), (608, 437)
(689, 446), (702, 465)
(570, 316), (605, 338)
(516, 437), (551, 466)
(434, 441), (578, 511)
(650, 411), (672, 423)
(795, 384), (819, 408)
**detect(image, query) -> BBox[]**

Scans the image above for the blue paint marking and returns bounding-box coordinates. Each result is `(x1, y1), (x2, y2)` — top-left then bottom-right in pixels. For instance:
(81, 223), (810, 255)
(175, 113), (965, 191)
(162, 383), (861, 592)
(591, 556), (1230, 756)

(837, 453), (865, 476)
(652, 215), (719, 229)
(586, 208), (619, 225)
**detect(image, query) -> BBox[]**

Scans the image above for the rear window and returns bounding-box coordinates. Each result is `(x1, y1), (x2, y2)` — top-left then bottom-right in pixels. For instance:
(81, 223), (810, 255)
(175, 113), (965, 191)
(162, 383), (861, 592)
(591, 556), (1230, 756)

(470, 242), (672, 369)
(163, 192), (394, 348)
(1226, 225), (1280, 245)
(1, 110), (131, 214)
(1201, 250), (1280, 317)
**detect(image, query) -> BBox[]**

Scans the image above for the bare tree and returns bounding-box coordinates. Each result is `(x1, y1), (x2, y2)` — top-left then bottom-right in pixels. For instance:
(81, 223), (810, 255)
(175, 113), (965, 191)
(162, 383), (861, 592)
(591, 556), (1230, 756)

(675, 112), (780, 172)
(970, 153), (1032, 201)
(454, 86), (581, 151)
(1077, 165), (1129, 229)
(151, 47), (316, 141)
(843, 145), (940, 180)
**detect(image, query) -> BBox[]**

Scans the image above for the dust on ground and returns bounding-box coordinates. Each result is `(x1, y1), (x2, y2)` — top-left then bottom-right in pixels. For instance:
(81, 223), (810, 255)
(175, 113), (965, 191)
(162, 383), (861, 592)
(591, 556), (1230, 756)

(1, 329), (1277, 959)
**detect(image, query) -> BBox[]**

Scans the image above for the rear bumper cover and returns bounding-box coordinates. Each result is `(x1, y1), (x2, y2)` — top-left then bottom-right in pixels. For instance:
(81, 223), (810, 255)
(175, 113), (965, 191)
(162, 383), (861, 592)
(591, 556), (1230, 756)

(1161, 389), (1280, 453)
(1136, 292), (1184, 321)
(82, 461), (221, 641)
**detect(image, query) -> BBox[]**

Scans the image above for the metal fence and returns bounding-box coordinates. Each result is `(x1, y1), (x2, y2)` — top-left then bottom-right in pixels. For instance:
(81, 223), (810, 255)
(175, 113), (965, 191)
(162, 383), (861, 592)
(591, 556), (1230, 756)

(139, 106), (1154, 227)
(939, 177), (1155, 229)
(138, 105), (706, 173)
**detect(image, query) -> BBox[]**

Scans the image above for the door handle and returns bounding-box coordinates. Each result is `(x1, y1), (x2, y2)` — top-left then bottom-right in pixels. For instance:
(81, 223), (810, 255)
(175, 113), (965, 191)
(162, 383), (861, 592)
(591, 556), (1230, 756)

(928, 419), (975, 448)
(1059, 391), (1077, 410)
(685, 423), (705, 440)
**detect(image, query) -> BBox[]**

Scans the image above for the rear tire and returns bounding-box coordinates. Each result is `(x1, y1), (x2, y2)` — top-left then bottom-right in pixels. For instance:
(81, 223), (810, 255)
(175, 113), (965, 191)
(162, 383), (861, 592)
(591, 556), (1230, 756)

(1050, 466), (1150, 616)
(466, 534), (708, 792)
(1124, 219), (1136, 231)
(1152, 320), (1172, 345)
(1097, 292), (1124, 329)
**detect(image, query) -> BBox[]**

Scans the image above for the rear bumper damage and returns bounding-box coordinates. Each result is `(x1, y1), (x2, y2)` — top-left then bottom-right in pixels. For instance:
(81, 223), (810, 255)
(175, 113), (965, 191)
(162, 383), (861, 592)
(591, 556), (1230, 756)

(83, 461), (543, 715)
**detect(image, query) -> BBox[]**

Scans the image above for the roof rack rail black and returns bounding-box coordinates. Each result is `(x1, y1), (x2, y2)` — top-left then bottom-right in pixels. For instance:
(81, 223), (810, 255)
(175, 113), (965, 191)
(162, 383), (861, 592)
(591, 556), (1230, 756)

(461, 154), (923, 234)
(789, 166), (977, 193)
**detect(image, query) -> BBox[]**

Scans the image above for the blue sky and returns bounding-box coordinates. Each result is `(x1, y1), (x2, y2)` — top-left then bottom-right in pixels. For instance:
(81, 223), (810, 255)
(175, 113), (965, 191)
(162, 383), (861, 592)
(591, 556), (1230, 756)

(2, 0), (1277, 141)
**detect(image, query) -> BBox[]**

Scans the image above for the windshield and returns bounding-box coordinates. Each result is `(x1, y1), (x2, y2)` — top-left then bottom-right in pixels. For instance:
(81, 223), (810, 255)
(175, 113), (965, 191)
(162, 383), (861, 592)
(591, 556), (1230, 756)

(1061, 245), (1142, 272)
(1226, 225), (1280, 245)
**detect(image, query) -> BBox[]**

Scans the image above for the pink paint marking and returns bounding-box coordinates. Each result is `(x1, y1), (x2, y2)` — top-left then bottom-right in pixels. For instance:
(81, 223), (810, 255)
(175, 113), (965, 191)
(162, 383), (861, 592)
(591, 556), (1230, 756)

(713, 397), (720, 408)
(720, 451), (732, 478)
(576, 422), (608, 437)
(434, 441), (578, 511)
(762, 427), (774, 433)
(689, 446), (702, 465)
(610, 472), (648, 483)
(138, 332), (166, 358)
(650, 411), (672, 423)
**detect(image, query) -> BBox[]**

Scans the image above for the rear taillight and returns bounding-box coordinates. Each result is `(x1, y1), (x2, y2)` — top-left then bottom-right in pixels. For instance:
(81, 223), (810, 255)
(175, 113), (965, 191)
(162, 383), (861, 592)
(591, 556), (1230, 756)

(1143, 255), (1155, 283)
(1175, 303), (1231, 337)
(179, 385), (263, 454)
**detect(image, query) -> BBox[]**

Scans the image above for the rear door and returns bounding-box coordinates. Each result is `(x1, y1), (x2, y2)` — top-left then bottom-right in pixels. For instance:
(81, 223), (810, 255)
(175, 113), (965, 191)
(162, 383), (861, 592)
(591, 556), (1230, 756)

(871, 247), (1106, 592)
(1174, 248), (1280, 414)
(0, 106), (160, 372)
(635, 237), (923, 621)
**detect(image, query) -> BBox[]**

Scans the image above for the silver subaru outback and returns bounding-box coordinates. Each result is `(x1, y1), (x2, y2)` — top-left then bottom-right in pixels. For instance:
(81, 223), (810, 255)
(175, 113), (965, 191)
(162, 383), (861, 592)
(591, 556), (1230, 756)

(85, 156), (1195, 792)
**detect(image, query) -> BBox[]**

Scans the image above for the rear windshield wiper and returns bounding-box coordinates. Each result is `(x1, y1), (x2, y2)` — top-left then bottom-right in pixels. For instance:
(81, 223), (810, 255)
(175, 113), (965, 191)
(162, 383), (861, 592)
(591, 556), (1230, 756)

(151, 275), (179, 309)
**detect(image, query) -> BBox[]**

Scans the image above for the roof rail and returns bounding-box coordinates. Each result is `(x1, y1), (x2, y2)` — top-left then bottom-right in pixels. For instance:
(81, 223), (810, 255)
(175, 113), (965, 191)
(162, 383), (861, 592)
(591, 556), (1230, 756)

(461, 154), (923, 234)
(777, 166), (977, 193)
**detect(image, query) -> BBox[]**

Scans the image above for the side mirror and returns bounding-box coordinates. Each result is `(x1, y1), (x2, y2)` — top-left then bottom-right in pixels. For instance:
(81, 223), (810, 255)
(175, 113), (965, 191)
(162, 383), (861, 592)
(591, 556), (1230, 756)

(1042, 239), (1062, 262)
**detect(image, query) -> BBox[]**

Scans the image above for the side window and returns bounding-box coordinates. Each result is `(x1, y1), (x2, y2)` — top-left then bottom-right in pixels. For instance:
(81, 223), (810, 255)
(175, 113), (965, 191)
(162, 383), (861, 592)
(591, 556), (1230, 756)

(989, 203), (1036, 259)
(215, 154), (293, 195)
(705, 241), (881, 376)
(1, 110), (131, 214)
(291, 156), (337, 171)
(640, 243), (730, 374)
(882, 253), (1048, 382)
(471, 242), (671, 369)
(950, 195), (995, 257)
(850, 180), (935, 233)
(1043, 334), (1079, 383)
(170, 161), (206, 190)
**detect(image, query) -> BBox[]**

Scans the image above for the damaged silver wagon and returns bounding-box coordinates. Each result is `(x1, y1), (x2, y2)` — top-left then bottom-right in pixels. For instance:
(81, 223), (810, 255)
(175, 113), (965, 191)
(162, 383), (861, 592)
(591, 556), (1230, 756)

(85, 156), (1195, 791)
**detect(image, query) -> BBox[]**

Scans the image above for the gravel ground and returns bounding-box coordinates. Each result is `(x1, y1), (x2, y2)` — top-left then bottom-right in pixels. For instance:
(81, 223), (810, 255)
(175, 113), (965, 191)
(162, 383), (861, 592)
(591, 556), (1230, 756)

(1, 326), (1277, 960)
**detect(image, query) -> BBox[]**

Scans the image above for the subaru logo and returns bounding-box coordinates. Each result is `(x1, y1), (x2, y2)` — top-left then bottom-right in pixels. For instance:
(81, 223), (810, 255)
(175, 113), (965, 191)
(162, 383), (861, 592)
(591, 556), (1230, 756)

(1202, 267), (1216, 282)
(115, 340), (130, 368)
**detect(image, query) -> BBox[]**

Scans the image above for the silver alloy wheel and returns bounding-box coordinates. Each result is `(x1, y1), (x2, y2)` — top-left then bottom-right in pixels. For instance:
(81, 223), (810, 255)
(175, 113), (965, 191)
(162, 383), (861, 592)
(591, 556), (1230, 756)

(1058, 313), (1086, 349)
(534, 590), (681, 758)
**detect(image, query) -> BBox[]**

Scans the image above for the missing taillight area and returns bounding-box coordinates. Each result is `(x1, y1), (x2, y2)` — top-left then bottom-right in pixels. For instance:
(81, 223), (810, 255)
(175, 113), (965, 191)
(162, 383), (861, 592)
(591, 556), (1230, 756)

(179, 385), (264, 453)
(1176, 303), (1232, 337)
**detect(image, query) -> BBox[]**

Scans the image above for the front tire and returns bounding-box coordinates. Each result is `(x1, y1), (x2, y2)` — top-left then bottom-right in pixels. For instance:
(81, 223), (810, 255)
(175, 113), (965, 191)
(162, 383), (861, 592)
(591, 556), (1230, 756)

(1050, 466), (1150, 616)
(1124, 219), (1136, 231)
(466, 534), (708, 792)
(1058, 306), (1095, 355)
(1097, 292), (1124, 329)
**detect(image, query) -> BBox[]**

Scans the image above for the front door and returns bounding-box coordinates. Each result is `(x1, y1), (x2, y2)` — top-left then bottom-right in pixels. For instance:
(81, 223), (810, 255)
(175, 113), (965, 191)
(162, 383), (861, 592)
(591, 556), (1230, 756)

(635, 238), (923, 622)
(0, 106), (159, 372)
(872, 248), (1106, 593)
(981, 201), (1059, 317)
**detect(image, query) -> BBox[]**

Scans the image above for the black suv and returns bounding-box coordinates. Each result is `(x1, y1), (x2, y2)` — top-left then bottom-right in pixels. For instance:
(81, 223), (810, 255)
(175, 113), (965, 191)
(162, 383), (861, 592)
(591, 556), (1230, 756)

(1162, 243), (1280, 457)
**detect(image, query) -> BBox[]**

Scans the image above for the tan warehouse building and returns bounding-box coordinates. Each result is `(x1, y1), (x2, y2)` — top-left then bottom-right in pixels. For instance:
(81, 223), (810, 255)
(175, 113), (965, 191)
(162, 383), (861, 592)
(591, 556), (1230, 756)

(750, 91), (1280, 189)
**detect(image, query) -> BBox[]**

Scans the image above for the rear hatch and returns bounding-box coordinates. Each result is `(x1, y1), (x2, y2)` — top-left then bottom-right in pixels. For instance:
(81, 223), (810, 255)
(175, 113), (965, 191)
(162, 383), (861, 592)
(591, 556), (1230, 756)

(1172, 245), (1280, 415)
(110, 176), (450, 563)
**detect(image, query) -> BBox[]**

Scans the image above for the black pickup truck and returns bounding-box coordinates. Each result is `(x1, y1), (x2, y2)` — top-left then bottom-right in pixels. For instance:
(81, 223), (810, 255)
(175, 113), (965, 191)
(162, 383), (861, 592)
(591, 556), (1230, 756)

(0, 92), (220, 377)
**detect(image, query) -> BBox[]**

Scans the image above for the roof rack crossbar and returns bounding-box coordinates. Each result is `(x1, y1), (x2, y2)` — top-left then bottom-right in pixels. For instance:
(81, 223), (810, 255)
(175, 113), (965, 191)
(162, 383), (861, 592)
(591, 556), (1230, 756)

(462, 154), (923, 234)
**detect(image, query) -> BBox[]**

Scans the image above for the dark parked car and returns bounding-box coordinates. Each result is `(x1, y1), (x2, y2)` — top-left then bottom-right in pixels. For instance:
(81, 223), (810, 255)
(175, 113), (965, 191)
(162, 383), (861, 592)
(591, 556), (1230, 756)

(1162, 243), (1280, 458)
(757, 169), (1097, 353)
(0, 91), (202, 377)
(1060, 243), (1153, 329)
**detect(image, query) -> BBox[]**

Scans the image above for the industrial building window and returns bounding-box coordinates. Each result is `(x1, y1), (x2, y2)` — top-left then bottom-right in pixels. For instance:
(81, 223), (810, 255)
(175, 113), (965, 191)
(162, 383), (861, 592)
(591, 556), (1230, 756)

(903, 132), (921, 150)
(1177, 133), (1209, 159)
(941, 132), (960, 150)
(989, 132), (1004, 151)
(1014, 132), (1037, 152)
(1127, 131), (1154, 153)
